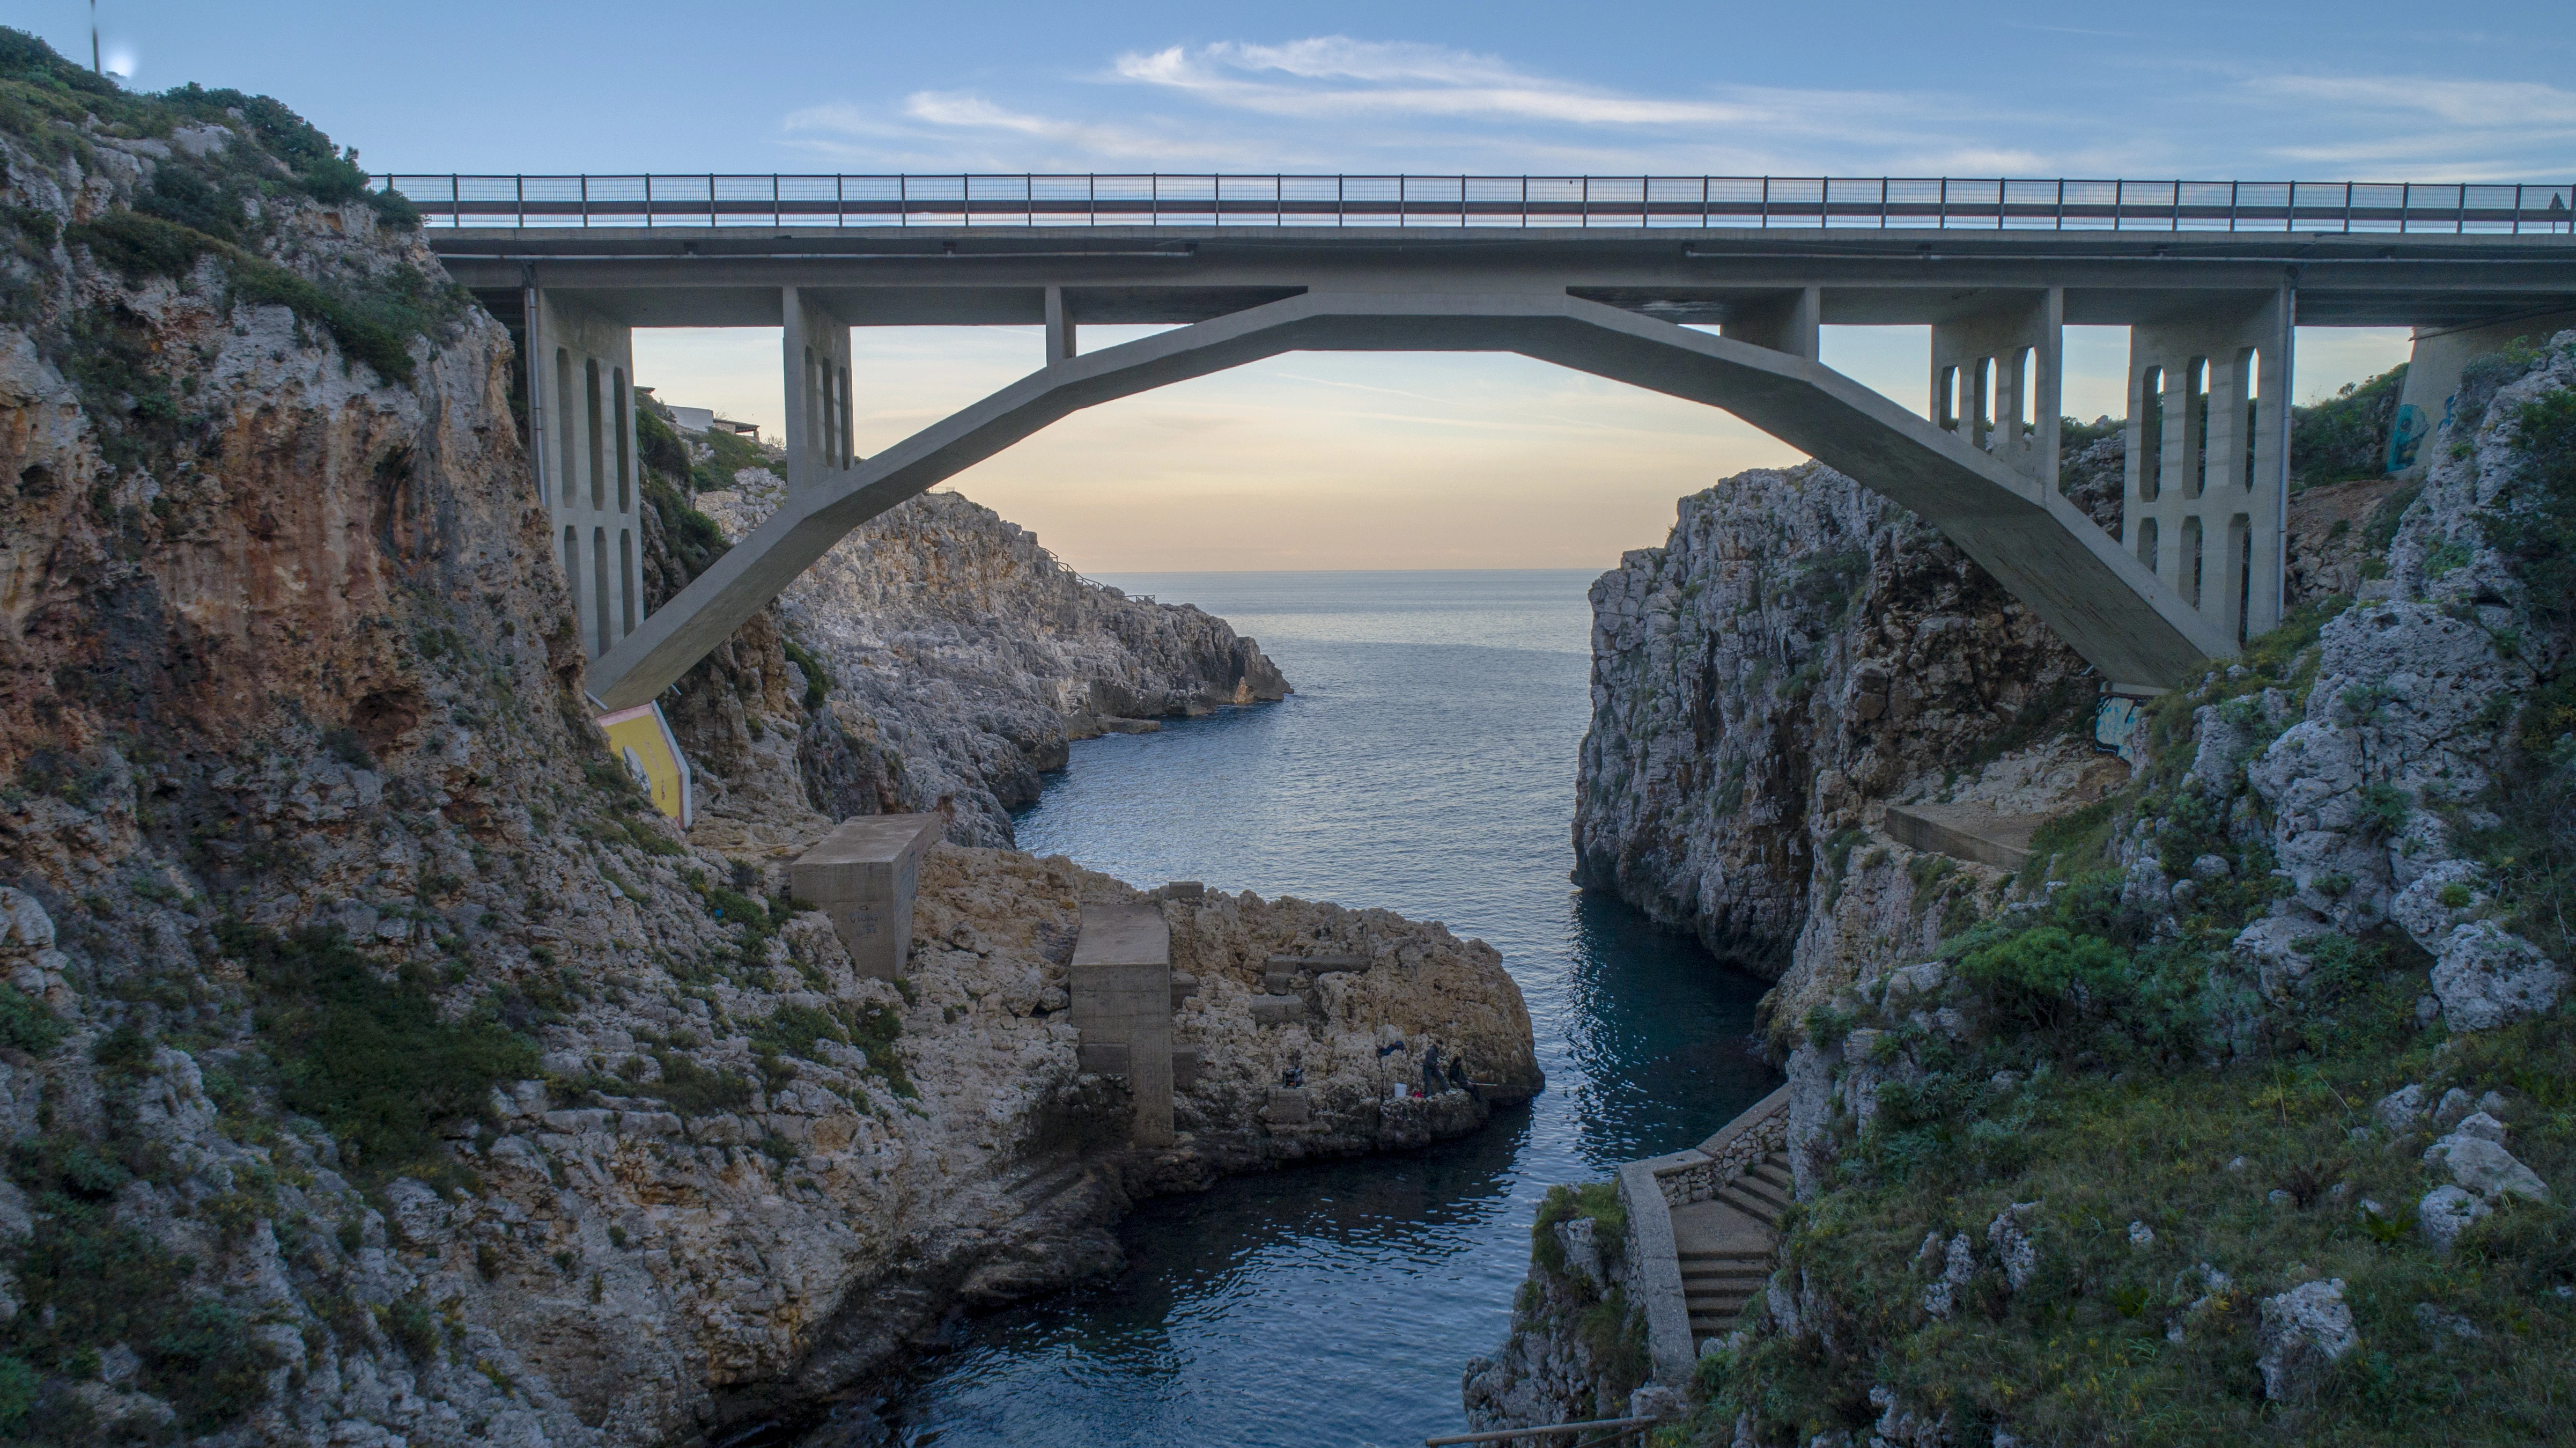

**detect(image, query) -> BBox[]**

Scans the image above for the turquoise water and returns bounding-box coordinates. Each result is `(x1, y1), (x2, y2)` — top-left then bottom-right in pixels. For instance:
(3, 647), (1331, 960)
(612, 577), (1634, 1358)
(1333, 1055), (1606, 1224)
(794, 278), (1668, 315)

(869, 570), (1780, 1447)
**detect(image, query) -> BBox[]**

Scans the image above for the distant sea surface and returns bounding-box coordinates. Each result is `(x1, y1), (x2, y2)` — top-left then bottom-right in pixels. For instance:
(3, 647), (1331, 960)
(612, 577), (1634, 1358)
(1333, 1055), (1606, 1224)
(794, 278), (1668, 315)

(870, 570), (1780, 1448)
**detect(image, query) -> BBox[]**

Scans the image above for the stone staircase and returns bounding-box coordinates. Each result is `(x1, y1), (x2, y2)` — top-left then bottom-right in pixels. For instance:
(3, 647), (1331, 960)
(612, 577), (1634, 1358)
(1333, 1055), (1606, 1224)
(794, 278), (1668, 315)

(1670, 1150), (1793, 1343)
(1620, 1084), (1793, 1383)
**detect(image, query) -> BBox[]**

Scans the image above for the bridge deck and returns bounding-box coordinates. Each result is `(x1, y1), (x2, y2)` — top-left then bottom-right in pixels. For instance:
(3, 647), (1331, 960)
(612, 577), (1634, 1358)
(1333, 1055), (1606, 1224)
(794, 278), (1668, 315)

(425, 178), (2576, 715)
(429, 223), (2576, 330)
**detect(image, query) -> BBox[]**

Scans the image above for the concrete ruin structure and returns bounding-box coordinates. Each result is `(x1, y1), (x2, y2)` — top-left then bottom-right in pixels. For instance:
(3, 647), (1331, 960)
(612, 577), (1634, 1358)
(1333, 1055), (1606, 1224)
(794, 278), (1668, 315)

(788, 813), (942, 980)
(404, 172), (2576, 697)
(1068, 903), (1184, 1147)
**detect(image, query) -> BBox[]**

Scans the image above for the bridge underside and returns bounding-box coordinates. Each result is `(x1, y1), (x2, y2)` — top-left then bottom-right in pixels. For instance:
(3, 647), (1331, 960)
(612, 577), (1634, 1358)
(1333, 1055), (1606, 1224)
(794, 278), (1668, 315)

(439, 225), (2576, 711)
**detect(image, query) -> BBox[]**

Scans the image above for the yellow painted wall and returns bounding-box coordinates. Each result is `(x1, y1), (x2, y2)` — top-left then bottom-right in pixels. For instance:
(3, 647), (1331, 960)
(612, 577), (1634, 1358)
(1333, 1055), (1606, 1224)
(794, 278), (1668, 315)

(597, 703), (692, 825)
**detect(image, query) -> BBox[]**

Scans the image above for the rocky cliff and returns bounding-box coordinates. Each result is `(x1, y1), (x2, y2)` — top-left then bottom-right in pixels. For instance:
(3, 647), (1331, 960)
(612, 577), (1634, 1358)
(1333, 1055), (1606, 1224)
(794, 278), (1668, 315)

(1537, 328), (2576, 1443)
(0, 39), (1528, 1447)
(1572, 437), (2122, 980)
(687, 474), (1287, 849)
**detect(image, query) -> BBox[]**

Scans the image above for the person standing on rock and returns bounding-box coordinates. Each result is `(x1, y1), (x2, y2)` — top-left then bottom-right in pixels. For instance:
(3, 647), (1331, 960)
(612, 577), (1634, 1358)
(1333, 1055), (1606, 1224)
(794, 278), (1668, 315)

(1422, 1042), (1443, 1098)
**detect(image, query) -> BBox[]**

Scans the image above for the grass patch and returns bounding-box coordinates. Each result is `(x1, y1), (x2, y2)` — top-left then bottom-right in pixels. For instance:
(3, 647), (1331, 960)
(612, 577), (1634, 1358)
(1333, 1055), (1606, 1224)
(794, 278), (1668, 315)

(1695, 984), (2573, 1447)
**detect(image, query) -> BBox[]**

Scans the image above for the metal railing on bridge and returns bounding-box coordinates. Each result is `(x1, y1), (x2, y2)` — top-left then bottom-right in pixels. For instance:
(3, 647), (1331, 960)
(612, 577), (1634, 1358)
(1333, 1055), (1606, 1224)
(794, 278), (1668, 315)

(380, 173), (2576, 235)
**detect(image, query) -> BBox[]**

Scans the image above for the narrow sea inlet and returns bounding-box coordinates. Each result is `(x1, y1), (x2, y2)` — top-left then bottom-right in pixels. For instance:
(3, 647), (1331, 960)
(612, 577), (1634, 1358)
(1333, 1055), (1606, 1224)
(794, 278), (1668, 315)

(875, 570), (1782, 1447)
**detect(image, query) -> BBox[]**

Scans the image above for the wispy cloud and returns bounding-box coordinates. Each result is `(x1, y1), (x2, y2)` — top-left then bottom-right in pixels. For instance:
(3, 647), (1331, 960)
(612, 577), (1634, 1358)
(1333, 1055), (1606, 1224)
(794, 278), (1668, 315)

(1110, 39), (1770, 127)
(2250, 75), (2576, 128)
(773, 38), (2568, 184)
(2230, 73), (2576, 178)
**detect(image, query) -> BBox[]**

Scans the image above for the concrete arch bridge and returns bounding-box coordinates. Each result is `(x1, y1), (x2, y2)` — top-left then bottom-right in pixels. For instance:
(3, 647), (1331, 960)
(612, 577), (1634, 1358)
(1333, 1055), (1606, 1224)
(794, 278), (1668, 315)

(408, 172), (2576, 719)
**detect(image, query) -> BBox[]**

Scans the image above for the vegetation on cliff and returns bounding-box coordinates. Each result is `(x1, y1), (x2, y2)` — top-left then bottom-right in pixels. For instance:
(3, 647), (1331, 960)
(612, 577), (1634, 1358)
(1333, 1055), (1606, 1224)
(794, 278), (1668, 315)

(1682, 342), (2576, 1446)
(2290, 364), (2408, 489)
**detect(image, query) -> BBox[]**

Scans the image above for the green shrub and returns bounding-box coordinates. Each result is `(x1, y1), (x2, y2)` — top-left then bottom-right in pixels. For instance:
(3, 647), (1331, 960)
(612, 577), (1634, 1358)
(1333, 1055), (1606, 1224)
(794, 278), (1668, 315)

(640, 1051), (751, 1116)
(2289, 363), (2407, 487)
(58, 199), (457, 386)
(0, 983), (63, 1055)
(3, 1133), (277, 1435)
(780, 634), (832, 711)
(61, 210), (213, 282)
(1955, 925), (2125, 1035)
(0, 1355), (32, 1435)
(220, 922), (535, 1181)
(2356, 783), (2413, 837)
(641, 471), (729, 586)
(689, 424), (776, 494)
(1531, 1180), (1627, 1277)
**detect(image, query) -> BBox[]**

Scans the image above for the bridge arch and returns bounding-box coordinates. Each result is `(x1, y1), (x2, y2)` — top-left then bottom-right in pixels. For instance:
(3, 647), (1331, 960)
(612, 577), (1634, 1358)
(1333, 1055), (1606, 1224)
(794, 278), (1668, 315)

(588, 291), (2233, 711)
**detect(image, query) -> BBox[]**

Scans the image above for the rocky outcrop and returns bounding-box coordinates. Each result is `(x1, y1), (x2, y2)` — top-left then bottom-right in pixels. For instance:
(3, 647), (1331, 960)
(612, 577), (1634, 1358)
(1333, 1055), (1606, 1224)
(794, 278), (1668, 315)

(1573, 455), (2108, 977)
(1663, 339), (2576, 1445)
(695, 475), (1288, 847)
(0, 50), (1524, 1447)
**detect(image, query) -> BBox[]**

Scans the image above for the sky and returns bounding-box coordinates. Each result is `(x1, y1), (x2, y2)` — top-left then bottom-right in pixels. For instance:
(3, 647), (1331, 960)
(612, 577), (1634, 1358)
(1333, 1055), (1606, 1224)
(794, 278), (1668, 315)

(32, 2), (2568, 570)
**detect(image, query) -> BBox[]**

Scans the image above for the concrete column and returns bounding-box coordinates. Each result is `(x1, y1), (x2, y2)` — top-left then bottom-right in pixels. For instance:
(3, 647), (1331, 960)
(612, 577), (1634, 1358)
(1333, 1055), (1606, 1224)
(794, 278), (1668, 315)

(781, 286), (855, 496)
(2387, 308), (2576, 477)
(1929, 289), (2061, 488)
(529, 289), (639, 659)
(2126, 287), (2291, 643)
(1069, 904), (1175, 1148)
(1044, 285), (1077, 365)
(789, 814), (942, 979)
(1719, 286), (1818, 361)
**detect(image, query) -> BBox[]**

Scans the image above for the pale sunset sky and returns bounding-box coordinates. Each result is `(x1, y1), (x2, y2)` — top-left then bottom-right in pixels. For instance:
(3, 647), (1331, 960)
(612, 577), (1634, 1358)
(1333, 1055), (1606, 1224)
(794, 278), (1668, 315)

(35, 3), (2571, 570)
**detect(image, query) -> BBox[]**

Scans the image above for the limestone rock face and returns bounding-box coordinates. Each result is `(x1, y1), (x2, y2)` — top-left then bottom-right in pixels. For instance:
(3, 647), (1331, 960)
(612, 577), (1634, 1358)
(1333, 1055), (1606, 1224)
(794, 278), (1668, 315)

(0, 91), (1517, 1448)
(2232, 336), (2576, 1028)
(1461, 1221), (1644, 1431)
(1573, 461), (2099, 976)
(696, 477), (1288, 846)
(2429, 921), (2565, 1031)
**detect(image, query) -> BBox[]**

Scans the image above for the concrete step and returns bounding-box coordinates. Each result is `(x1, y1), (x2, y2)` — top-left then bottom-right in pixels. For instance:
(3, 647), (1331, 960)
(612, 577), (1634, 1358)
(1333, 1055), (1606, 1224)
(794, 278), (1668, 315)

(1726, 1171), (1793, 1212)
(1686, 1284), (1759, 1305)
(1747, 1158), (1795, 1191)
(1716, 1184), (1788, 1227)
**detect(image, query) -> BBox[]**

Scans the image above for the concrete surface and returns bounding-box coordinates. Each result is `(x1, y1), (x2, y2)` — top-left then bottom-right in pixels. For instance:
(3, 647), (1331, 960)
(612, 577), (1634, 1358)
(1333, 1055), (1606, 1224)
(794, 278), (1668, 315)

(787, 813), (941, 978)
(1070, 903), (1177, 1147)
(1883, 802), (2054, 869)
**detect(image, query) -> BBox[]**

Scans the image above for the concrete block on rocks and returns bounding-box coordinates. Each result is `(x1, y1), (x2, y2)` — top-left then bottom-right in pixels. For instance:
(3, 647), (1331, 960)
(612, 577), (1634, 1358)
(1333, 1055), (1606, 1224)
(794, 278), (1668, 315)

(790, 814), (942, 980)
(1261, 1088), (1310, 1124)
(1071, 905), (1175, 1146)
(1171, 1047), (1202, 1091)
(1250, 994), (1303, 1027)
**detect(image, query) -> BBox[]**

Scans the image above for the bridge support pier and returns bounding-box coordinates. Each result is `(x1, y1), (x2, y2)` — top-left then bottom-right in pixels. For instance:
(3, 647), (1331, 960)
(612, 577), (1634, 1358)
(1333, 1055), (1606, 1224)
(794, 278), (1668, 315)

(1719, 286), (1819, 361)
(1931, 289), (2062, 489)
(2125, 290), (2291, 644)
(528, 290), (644, 660)
(1044, 284), (1077, 364)
(2387, 307), (2576, 476)
(782, 286), (855, 497)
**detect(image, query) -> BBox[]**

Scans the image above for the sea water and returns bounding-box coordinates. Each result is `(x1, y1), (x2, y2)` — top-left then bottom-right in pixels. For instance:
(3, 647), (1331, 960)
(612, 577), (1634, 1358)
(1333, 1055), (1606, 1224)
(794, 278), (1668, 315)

(872, 570), (1781, 1447)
